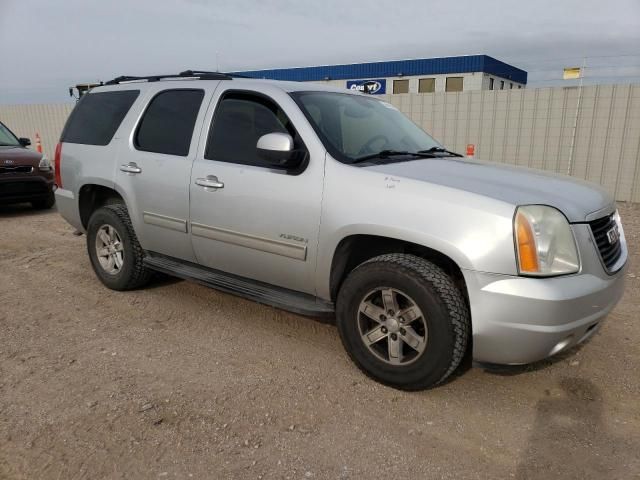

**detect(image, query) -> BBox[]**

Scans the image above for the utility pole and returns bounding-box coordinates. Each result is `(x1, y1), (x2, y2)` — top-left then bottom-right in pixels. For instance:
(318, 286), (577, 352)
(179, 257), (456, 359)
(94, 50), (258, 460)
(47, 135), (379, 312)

(567, 56), (587, 176)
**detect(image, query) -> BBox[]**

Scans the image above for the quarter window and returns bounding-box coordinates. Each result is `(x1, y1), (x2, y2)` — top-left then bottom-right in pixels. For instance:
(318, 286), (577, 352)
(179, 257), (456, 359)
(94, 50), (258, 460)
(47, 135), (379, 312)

(205, 92), (302, 168)
(445, 77), (464, 92)
(135, 89), (204, 156)
(61, 90), (139, 146)
(393, 79), (409, 94)
(418, 78), (435, 93)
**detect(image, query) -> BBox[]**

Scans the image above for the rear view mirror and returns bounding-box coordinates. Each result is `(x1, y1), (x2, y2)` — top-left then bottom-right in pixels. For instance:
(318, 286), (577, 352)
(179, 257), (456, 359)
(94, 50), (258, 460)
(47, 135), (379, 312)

(19, 137), (31, 147)
(257, 132), (301, 169)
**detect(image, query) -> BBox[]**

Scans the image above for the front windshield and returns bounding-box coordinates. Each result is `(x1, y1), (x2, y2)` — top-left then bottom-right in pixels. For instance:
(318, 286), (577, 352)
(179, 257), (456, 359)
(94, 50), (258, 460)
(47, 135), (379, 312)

(292, 91), (441, 163)
(0, 122), (21, 147)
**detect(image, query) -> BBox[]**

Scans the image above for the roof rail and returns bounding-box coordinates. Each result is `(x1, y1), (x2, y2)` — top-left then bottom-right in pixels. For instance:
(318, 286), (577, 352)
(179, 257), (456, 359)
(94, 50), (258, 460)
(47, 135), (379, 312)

(104, 70), (234, 85)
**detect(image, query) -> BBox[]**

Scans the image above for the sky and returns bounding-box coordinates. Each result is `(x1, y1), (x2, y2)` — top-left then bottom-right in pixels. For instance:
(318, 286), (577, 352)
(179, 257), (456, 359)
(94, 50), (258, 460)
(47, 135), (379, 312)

(1, 0), (639, 104)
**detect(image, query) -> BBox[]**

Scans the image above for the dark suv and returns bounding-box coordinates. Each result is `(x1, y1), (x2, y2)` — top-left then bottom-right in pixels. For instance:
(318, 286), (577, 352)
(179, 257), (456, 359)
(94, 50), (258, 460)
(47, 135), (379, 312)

(0, 121), (55, 209)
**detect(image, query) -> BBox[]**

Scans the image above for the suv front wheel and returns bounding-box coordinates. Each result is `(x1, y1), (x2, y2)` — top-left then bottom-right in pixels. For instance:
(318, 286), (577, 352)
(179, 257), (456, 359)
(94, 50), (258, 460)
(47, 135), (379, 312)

(336, 254), (470, 390)
(86, 204), (152, 290)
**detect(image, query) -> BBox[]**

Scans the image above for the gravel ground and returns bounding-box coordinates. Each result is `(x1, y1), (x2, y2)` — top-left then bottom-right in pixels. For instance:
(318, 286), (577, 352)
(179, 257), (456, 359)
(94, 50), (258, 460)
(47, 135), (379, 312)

(0, 202), (638, 480)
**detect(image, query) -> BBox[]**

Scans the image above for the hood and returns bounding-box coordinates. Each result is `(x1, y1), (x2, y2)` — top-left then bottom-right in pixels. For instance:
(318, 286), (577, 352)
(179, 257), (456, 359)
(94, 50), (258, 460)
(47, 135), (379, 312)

(366, 157), (614, 222)
(0, 145), (43, 166)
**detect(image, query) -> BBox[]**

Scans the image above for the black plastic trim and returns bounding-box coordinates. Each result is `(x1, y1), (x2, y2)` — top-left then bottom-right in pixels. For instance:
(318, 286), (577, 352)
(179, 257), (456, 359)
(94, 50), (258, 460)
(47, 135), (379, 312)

(105, 70), (235, 85)
(143, 252), (334, 318)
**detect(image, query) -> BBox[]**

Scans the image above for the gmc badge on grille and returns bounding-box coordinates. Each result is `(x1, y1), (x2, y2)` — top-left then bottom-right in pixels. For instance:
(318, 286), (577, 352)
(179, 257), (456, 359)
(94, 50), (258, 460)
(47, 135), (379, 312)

(607, 225), (620, 245)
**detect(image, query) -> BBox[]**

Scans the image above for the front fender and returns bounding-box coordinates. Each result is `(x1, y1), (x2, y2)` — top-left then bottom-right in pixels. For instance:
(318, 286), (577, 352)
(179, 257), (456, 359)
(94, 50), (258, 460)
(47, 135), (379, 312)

(315, 158), (519, 299)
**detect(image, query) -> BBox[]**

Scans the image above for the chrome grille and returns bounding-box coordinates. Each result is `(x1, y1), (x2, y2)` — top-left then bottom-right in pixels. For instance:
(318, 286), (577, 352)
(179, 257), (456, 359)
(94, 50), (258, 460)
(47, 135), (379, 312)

(588, 214), (622, 272)
(0, 165), (33, 174)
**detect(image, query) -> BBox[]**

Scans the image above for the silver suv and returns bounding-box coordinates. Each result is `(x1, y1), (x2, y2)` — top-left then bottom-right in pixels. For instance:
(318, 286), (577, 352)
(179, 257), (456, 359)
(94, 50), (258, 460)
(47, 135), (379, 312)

(55, 71), (627, 389)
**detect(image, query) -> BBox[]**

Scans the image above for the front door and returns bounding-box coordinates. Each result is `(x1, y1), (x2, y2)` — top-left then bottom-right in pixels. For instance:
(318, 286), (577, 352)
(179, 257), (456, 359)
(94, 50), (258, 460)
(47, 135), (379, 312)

(189, 87), (325, 294)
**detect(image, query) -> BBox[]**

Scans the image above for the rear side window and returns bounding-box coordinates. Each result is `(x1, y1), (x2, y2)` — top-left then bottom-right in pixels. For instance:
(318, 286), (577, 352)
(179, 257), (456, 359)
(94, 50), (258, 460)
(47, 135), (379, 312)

(135, 89), (204, 156)
(61, 90), (139, 145)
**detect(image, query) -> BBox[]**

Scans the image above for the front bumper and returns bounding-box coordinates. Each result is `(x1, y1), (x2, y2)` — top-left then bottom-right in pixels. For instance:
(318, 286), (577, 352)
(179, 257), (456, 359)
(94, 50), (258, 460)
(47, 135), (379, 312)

(464, 223), (627, 365)
(0, 175), (55, 204)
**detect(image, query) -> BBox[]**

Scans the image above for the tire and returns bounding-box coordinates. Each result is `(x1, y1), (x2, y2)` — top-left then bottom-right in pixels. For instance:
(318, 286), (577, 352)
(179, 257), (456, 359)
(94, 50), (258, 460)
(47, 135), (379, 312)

(336, 254), (470, 390)
(86, 204), (152, 291)
(31, 192), (55, 210)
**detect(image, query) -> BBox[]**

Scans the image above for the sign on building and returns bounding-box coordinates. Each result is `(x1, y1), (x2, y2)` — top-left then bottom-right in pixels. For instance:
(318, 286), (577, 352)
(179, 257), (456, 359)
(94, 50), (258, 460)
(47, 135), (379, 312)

(563, 67), (582, 80)
(346, 79), (386, 95)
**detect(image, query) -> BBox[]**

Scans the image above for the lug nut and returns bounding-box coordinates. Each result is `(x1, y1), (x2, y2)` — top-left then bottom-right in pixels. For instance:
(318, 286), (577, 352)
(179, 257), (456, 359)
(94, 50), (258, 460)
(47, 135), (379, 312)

(398, 316), (405, 323)
(399, 328), (406, 335)
(381, 327), (388, 334)
(390, 333), (398, 340)
(380, 315), (387, 321)
(388, 310), (395, 316)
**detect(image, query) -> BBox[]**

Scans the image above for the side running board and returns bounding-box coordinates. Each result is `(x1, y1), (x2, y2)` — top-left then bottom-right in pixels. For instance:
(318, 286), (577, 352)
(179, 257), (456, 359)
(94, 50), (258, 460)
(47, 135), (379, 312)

(143, 252), (335, 318)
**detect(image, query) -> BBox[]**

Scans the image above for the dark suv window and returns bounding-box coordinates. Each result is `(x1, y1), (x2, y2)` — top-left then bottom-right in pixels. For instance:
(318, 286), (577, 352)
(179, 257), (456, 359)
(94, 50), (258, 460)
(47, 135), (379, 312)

(61, 90), (139, 145)
(135, 89), (204, 156)
(205, 92), (301, 167)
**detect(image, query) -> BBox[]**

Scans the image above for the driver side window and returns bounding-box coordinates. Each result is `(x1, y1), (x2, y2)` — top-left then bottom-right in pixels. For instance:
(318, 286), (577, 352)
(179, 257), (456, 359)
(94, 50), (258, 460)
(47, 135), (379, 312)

(205, 92), (300, 167)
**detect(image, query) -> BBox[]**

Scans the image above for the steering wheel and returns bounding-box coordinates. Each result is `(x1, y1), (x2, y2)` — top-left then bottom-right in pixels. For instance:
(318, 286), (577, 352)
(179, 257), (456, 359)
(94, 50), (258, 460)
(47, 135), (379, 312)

(358, 134), (390, 156)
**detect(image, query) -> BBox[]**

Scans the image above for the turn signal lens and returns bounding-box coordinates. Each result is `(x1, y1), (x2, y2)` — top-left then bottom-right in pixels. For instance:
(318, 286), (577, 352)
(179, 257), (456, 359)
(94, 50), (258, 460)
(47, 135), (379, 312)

(516, 212), (539, 273)
(514, 205), (580, 277)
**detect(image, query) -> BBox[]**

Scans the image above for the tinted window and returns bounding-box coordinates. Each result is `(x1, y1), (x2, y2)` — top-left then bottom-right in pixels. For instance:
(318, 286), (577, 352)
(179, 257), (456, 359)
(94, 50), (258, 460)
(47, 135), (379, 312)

(393, 79), (409, 94)
(135, 89), (204, 156)
(418, 78), (435, 93)
(445, 77), (464, 92)
(205, 93), (299, 167)
(61, 90), (139, 145)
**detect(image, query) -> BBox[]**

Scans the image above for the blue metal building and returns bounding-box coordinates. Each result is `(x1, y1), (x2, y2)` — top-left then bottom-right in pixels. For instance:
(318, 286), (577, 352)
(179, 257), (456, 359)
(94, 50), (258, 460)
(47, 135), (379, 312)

(234, 55), (527, 94)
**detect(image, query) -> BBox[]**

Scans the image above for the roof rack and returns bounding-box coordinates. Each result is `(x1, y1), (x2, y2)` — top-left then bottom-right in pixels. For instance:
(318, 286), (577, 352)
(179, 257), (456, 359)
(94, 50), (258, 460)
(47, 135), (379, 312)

(104, 70), (235, 85)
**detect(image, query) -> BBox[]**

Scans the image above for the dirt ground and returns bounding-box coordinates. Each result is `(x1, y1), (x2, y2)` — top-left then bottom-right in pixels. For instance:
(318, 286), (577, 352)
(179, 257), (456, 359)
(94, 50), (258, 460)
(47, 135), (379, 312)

(0, 202), (638, 480)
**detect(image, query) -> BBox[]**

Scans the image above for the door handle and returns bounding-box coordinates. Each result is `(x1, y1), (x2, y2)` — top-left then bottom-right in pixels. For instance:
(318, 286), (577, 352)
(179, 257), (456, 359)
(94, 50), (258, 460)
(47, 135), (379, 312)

(195, 175), (224, 190)
(120, 162), (142, 174)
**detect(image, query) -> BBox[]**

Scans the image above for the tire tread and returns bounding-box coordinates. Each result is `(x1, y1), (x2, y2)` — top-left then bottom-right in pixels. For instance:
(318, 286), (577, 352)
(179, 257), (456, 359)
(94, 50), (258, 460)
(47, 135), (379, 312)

(89, 204), (152, 290)
(341, 253), (470, 389)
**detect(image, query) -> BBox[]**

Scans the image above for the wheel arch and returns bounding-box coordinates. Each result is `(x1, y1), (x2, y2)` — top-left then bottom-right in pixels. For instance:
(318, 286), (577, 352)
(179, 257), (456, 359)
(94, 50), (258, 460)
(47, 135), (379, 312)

(328, 234), (470, 307)
(78, 183), (127, 229)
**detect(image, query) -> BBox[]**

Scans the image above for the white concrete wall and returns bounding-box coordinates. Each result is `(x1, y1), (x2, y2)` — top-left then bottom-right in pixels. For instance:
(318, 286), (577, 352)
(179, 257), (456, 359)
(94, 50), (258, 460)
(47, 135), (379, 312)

(1, 84), (638, 202)
(381, 84), (640, 202)
(0, 103), (73, 160)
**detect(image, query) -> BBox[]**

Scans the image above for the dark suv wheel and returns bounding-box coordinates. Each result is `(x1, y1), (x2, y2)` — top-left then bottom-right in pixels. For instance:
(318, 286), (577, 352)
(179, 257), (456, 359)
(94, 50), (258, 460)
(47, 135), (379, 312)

(86, 204), (152, 290)
(336, 254), (470, 390)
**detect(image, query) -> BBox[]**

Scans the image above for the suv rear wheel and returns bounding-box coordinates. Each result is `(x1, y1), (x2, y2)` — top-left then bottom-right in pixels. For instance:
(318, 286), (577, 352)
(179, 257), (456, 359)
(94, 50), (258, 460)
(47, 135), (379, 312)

(336, 254), (470, 390)
(86, 204), (152, 290)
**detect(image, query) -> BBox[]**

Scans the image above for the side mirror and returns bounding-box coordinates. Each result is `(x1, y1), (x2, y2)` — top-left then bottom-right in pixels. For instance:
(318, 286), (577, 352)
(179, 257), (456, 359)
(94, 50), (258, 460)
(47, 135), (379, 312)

(19, 137), (31, 147)
(256, 132), (301, 169)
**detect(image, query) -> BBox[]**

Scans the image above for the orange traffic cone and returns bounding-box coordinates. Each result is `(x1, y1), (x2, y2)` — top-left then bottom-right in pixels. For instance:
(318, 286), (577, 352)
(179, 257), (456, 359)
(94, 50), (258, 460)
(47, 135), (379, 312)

(35, 133), (43, 153)
(466, 144), (475, 158)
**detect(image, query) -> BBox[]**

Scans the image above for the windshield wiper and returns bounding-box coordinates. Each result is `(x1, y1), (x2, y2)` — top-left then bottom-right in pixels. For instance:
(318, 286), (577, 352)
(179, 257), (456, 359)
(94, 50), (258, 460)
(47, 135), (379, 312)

(418, 147), (463, 157)
(352, 149), (436, 164)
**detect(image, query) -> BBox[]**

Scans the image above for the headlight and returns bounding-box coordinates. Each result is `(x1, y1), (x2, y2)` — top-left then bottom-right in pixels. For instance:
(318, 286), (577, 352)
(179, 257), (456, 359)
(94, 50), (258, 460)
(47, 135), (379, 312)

(39, 156), (52, 172)
(514, 205), (580, 276)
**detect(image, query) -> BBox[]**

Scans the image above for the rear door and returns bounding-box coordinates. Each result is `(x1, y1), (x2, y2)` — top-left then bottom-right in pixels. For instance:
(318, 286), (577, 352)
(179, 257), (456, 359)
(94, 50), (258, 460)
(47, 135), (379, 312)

(188, 86), (326, 294)
(116, 84), (216, 262)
